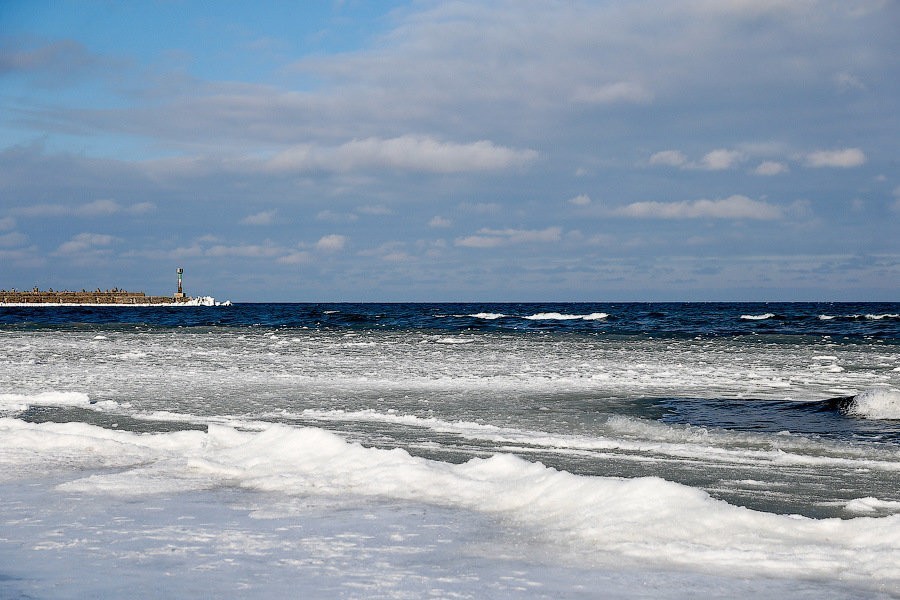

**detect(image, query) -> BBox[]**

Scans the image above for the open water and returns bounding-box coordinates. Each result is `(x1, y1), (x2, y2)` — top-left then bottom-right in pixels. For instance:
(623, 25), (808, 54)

(1, 302), (899, 598)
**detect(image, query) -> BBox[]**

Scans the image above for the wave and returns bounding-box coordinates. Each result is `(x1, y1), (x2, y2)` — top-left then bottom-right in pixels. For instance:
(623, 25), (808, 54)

(818, 313), (899, 321)
(846, 388), (900, 420)
(524, 312), (608, 321)
(294, 408), (900, 474)
(2, 416), (899, 586)
(740, 313), (775, 321)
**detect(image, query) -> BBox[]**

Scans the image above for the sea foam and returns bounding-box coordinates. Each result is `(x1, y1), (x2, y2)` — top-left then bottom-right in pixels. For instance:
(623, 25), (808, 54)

(2, 417), (898, 587)
(847, 388), (900, 420)
(524, 312), (608, 320)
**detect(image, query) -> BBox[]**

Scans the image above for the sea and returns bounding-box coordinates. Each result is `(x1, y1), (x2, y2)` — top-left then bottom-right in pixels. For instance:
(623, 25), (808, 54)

(1, 302), (898, 599)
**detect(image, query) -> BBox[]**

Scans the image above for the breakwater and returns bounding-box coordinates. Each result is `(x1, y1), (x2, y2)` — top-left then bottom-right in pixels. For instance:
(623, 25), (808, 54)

(0, 289), (182, 305)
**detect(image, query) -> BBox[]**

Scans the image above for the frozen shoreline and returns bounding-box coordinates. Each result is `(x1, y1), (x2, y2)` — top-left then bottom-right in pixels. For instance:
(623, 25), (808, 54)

(1, 476), (891, 600)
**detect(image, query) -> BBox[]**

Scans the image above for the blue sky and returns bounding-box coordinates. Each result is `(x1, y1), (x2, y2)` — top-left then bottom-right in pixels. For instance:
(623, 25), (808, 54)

(1, 0), (898, 301)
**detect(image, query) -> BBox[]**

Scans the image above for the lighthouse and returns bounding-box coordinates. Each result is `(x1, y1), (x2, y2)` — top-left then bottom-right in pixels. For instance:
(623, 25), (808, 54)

(174, 267), (185, 300)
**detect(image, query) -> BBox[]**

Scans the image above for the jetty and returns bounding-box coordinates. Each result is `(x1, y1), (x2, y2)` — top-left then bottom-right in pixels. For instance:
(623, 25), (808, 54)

(0, 289), (187, 305)
(0, 268), (225, 306)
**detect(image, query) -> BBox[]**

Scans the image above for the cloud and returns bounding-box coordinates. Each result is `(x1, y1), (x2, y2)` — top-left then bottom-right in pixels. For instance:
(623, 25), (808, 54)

(698, 149), (742, 170)
(315, 234), (347, 252)
(358, 205), (393, 216)
(614, 195), (783, 219)
(573, 81), (653, 104)
(568, 194), (592, 206)
(649, 149), (742, 170)
(0, 39), (121, 87)
(277, 251), (312, 265)
(834, 72), (866, 92)
(0, 216), (15, 231)
(0, 232), (28, 248)
(55, 232), (118, 255)
(428, 216), (452, 228)
(205, 243), (283, 258)
(12, 200), (155, 218)
(804, 148), (866, 168)
(455, 226), (562, 248)
(240, 210), (276, 225)
(316, 210), (359, 223)
(267, 136), (538, 174)
(754, 161), (789, 176)
(649, 150), (688, 167)
(358, 241), (411, 262)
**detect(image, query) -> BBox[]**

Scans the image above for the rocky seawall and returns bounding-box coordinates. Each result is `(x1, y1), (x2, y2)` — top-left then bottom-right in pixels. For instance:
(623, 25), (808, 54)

(1, 291), (183, 305)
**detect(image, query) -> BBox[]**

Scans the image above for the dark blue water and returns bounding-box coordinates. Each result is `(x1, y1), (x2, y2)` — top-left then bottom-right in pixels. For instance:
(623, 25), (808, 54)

(2, 302), (898, 339)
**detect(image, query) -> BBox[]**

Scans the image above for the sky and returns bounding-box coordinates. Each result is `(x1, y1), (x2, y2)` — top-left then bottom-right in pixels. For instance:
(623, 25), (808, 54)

(1, 0), (898, 302)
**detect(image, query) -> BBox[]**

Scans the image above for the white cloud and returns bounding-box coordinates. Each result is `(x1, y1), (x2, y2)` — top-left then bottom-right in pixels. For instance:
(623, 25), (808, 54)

(428, 216), (452, 228)
(455, 226), (562, 248)
(649, 149), (742, 171)
(13, 200), (155, 218)
(77, 199), (121, 216)
(614, 195), (783, 219)
(573, 81), (652, 104)
(698, 149), (742, 171)
(834, 72), (866, 92)
(206, 243), (282, 258)
(358, 241), (411, 262)
(754, 161), (789, 176)
(130, 202), (156, 214)
(240, 210), (276, 225)
(267, 136), (538, 174)
(568, 194), (592, 206)
(0, 216), (15, 231)
(315, 234), (347, 252)
(0, 232), (28, 248)
(277, 251), (312, 265)
(805, 148), (866, 168)
(649, 150), (688, 167)
(55, 233), (118, 255)
(459, 202), (502, 214)
(358, 205), (392, 216)
(316, 210), (359, 223)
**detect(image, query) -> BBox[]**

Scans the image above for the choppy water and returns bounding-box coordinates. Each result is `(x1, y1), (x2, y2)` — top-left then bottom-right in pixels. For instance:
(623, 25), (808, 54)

(1, 302), (899, 598)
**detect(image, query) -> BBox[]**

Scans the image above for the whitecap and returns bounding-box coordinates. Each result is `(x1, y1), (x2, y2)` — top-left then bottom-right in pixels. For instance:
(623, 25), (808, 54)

(469, 313), (506, 320)
(524, 312), (608, 321)
(740, 313), (775, 321)
(846, 388), (900, 420)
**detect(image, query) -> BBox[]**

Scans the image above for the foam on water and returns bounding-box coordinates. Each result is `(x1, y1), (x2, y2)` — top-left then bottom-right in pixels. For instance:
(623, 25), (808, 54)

(848, 389), (900, 420)
(1, 303), (897, 597)
(524, 312), (608, 320)
(741, 313), (775, 320)
(1, 416), (898, 590)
